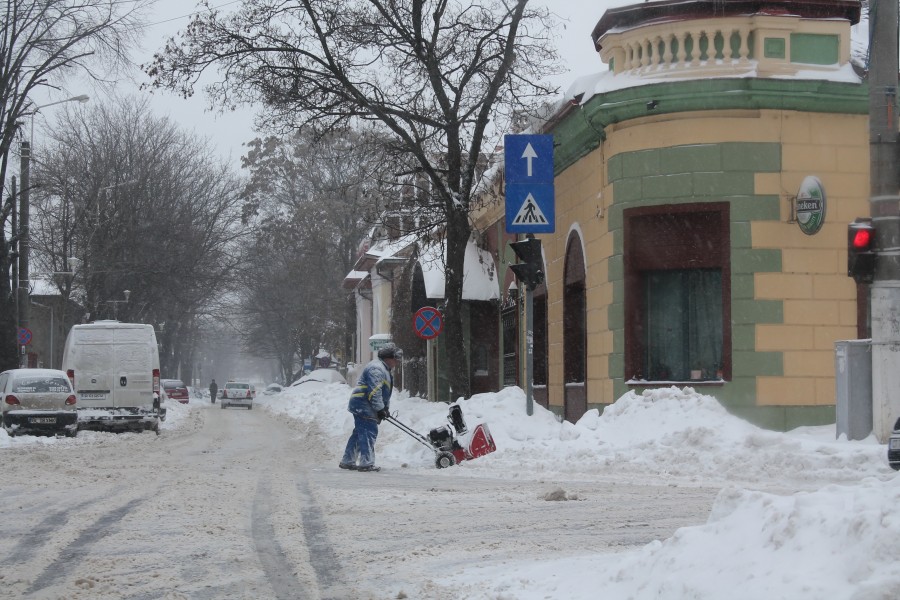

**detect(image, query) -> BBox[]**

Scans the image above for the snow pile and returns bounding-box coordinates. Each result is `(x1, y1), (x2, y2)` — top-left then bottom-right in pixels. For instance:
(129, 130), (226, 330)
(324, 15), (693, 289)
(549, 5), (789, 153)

(262, 384), (887, 486)
(436, 477), (900, 600)
(256, 381), (898, 599)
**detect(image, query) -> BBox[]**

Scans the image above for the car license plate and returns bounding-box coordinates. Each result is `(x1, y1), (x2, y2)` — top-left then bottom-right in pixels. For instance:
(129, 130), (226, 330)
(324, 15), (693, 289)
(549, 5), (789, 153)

(891, 438), (900, 450)
(81, 393), (106, 400)
(29, 417), (56, 424)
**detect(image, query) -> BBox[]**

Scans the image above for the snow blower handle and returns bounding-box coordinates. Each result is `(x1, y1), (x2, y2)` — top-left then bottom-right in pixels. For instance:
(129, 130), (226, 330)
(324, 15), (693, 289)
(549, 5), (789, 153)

(383, 414), (435, 451)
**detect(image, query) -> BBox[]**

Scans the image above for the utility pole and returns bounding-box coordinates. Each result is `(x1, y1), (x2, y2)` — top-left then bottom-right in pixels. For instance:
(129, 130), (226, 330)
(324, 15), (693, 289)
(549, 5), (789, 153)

(17, 142), (30, 367)
(868, 0), (900, 442)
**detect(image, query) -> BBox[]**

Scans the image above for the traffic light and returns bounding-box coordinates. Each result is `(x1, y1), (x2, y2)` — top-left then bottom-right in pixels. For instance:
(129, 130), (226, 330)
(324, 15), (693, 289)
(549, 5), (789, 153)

(848, 218), (876, 284)
(509, 235), (544, 290)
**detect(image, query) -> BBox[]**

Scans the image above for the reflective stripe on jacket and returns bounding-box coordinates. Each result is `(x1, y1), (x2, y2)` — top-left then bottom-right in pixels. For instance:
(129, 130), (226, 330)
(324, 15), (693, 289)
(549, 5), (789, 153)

(347, 358), (392, 418)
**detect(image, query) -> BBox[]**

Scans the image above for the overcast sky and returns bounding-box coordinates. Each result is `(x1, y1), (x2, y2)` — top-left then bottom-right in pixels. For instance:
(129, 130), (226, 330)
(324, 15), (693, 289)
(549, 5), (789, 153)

(35, 1), (625, 166)
(130, 0), (626, 165)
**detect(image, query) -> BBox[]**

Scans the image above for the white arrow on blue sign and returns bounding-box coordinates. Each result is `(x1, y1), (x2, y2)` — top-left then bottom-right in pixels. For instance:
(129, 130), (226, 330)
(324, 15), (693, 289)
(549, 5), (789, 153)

(504, 134), (555, 234)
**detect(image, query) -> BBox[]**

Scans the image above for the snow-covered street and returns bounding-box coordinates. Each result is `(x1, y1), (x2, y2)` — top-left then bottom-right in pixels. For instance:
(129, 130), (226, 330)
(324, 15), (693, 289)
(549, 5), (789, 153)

(1, 383), (898, 599)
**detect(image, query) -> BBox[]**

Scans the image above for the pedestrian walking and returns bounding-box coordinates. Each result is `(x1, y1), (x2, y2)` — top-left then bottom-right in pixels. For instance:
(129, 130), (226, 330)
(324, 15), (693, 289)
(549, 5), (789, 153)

(339, 343), (402, 472)
(209, 379), (218, 404)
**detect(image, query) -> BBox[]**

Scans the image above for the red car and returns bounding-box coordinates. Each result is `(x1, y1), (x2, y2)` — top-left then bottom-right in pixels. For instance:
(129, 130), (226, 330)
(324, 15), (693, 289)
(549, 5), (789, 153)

(161, 379), (190, 404)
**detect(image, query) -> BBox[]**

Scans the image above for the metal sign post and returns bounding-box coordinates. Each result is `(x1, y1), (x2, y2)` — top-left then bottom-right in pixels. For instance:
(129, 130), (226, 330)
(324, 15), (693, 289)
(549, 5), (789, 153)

(524, 285), (534, 416)
(504, 134), (553, 415)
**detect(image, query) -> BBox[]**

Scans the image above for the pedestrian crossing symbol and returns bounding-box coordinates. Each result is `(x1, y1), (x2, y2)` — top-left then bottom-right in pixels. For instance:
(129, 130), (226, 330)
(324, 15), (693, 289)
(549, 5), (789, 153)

(512, 194), (548, 226)
(505, 183), (554, 233)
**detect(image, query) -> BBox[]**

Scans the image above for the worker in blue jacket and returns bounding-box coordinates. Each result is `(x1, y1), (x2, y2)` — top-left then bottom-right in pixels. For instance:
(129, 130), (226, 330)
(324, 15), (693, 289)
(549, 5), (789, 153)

(339, 343), (402, 472)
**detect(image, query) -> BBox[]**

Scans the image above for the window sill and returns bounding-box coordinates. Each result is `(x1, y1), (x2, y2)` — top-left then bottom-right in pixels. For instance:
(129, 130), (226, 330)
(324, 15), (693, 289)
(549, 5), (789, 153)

(626, 379), (725, 387)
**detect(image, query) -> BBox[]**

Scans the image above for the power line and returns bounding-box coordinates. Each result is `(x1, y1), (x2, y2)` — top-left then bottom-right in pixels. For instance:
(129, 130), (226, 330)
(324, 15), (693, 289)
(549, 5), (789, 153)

(148, 0), (243, 27)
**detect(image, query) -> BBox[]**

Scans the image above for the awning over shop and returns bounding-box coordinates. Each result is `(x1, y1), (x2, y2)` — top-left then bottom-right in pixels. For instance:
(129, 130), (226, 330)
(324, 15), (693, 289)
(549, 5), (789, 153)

(419, 238), (500, 301)
(342, 269), (370, 290)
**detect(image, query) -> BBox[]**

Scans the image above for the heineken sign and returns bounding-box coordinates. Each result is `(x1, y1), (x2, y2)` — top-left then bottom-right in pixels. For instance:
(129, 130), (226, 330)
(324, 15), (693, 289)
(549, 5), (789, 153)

(796, 176), (826, 236)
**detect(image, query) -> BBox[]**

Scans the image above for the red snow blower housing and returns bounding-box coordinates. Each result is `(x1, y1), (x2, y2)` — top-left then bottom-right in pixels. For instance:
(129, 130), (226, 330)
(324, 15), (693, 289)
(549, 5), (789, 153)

(385, 404), (496, 469)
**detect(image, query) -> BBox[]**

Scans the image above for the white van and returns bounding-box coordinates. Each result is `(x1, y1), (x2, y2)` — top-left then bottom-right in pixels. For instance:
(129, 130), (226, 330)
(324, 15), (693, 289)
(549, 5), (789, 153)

(61, 321), (162, 433)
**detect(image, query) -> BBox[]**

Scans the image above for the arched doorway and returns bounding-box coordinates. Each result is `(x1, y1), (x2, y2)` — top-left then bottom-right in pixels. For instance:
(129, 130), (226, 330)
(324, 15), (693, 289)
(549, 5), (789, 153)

(563, 231), (586, 423)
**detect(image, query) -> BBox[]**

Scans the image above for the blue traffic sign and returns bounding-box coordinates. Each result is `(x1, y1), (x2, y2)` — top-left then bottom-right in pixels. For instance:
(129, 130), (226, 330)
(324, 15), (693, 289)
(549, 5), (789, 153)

(506, 184), (555, 233)
(504, 134), (555, 234)
(413, 307), (443, 340)
(17, 327), (32, 346)
(504, 134), (554, 183)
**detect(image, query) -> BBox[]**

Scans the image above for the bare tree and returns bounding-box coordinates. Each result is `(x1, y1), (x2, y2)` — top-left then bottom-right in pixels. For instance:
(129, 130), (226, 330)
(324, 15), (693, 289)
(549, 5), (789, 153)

(30, 96), (247, 378)
(239, 128), (386, 382)
(0, 0), (149, 369)
(146, 0), (560, 398)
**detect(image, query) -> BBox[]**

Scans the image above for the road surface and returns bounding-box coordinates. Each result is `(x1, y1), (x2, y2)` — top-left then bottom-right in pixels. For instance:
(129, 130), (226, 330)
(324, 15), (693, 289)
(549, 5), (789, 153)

(0, 405), (719, 599)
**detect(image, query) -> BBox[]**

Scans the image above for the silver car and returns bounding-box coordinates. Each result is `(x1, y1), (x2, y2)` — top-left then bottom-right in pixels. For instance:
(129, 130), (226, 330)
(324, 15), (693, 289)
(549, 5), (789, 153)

(0, 368), (78, 437)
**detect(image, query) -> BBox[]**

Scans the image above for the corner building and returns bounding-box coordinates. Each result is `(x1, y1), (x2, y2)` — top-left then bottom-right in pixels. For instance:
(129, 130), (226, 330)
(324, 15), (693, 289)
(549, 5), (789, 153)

(498, 0), (869, 429)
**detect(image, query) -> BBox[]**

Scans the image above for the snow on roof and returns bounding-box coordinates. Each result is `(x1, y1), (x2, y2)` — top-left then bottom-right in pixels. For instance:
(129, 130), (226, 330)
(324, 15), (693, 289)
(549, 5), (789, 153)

(419, 237), (499, 301)
(566, 60), (862, 108)
(29, 278), (60, 297)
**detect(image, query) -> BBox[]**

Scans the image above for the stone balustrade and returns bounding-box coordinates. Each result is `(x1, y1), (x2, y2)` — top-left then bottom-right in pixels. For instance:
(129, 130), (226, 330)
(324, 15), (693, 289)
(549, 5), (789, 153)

(598, 16), (851, 79)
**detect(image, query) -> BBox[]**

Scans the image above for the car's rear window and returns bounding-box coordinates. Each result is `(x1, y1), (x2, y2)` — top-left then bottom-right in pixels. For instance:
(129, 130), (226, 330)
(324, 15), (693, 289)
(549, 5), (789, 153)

(13, 377), (71, 393)
(226, 383), (250, 390)
(164, 381), (186, 390)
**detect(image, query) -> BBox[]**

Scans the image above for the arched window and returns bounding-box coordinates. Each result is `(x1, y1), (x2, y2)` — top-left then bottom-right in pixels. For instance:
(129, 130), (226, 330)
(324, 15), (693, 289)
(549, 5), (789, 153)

(563, 232), (586, 422)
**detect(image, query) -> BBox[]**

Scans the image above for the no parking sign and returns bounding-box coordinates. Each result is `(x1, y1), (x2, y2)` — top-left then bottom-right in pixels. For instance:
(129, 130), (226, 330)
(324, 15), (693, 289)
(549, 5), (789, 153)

(412, 307), (443, 340)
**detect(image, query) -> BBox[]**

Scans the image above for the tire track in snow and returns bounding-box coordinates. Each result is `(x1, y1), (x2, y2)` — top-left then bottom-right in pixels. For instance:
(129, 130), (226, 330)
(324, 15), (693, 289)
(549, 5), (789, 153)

(295, 476), (351, 599)
(252, 478), (307, 599)
(3, 497), (97, 566)
(25, 496), (146, 594)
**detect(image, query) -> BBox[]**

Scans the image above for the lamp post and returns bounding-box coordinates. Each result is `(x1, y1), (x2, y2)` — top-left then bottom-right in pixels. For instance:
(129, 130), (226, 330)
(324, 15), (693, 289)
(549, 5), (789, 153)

(106, 290), (130, 320)
(17, 94), (90, 367)
(53, 255), (80, 351)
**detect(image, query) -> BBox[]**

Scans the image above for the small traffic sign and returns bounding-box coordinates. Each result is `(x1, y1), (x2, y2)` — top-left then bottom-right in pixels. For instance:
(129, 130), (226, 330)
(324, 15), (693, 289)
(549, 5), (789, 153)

(413, 307), (444, 340)
(17, 327), (32, 346)
(504, 134), (554, 183)
(505, 184), (555, 233)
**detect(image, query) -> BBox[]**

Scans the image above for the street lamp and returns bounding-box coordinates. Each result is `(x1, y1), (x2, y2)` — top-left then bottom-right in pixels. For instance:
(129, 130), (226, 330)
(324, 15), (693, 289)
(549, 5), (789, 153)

(17, 94), (90, 367)
(53, 255), (80, 336)
(30, 94), (90, 144)
(106, 290), (130, 320)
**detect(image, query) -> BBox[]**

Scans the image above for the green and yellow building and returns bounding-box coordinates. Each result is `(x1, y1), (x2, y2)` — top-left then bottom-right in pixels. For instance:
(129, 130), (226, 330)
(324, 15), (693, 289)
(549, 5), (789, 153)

(476, 0), (870, 430)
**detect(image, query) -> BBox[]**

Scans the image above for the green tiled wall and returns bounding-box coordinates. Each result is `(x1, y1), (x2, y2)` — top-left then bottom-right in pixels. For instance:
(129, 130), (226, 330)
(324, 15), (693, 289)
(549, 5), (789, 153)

(607, 142), (800, 428)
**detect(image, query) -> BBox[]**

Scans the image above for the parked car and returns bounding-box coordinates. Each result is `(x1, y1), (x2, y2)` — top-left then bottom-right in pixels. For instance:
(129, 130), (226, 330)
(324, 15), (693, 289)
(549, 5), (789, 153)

(263, 383), (283, 395)
(288, 368), (349, 395)
(0, 368), (78, 437)
(889, 417), (900, 471)
(62, 322), (162, 433)
(221, 381), (255, 410)
(162, 379), (190, 404)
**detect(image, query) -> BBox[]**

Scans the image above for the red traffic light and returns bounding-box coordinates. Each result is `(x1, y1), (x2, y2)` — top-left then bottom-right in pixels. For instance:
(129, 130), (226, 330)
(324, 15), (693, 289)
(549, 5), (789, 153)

(847, 219), (876, 284)
(851, 228), (872, 250)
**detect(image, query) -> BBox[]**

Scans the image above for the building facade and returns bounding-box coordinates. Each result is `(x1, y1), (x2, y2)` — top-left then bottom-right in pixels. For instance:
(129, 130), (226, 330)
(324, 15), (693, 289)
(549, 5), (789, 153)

(475, 0), (869, 430)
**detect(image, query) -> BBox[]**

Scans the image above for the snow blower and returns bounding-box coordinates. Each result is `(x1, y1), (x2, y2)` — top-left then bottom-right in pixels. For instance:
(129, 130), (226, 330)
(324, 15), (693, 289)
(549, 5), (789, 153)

(384, 403), (496, 469)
